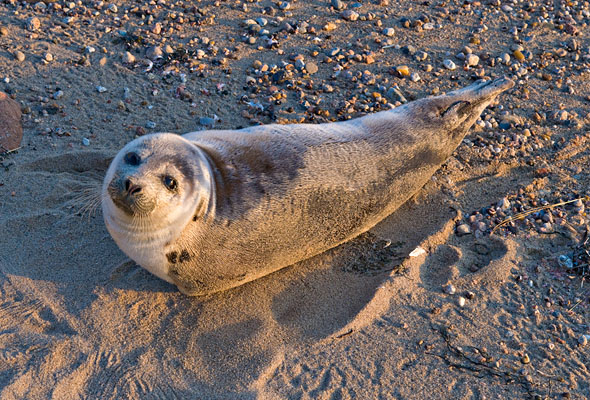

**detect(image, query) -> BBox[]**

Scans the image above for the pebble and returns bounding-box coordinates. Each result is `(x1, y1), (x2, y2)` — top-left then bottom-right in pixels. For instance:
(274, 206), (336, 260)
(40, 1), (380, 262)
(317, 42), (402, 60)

(44, 53), (54, 62)
(331, 0), (344, 10)
(25, 17), (41, 31)
(457, 296), (466, 307)
(199, 116), (215, 127)
(14, 51), (25, 62)
(0, 27), (8, 36)
(513, 50), (525, 62)
(579, 335), (590, 346)
(145, 121), (156, 129)
(327, 47), (340, 57)
(558, 255), (573, 270)
(146, 46), (163, 60)
(443, 284), (456, 295)
(395, 65), (410, 77)
(96, 86), (107, 93)
(82, 138), (90, 146)
(497, 197), (510, 210)
(443, 59), (456, 70)
(341, 10), (359, 21)
(123, 51), (136, 63)
(465, 53), (479, 67)
(306, 62), (318, 74)
(53, 90), (63, 99)
(410, 72), (420, 82)
(382, 27), (395, 37)
(520, 354), (530, 364)
(279, 1), (291, 10)
(0, 91), (23, 152)
(456, 224), (471, 236)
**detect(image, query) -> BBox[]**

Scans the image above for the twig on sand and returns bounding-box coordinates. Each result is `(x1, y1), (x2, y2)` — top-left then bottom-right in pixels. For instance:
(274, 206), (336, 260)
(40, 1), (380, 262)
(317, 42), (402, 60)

(491, 197), (586, 235)
(428, 324), (563, 398)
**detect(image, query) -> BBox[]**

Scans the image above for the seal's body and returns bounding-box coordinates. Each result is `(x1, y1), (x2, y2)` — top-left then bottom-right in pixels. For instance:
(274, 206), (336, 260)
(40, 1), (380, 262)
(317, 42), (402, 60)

(102, 78), (513, 295)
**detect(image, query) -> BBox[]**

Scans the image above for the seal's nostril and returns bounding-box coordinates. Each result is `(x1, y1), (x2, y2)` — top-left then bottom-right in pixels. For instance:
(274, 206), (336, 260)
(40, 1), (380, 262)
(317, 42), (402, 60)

(129, 185), (142, 195)
(124, 179), (131, 192)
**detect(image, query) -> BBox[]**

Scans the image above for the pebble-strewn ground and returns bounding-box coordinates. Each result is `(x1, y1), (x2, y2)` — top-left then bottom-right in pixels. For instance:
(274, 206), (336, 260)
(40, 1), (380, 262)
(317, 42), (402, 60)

(0, 0), (589, 399)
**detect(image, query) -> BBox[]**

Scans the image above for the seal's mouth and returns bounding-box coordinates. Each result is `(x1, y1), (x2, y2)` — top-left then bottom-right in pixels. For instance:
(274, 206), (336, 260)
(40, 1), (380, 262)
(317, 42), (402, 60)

(107, 178), (156, 216)
(439, 76), (514, 120)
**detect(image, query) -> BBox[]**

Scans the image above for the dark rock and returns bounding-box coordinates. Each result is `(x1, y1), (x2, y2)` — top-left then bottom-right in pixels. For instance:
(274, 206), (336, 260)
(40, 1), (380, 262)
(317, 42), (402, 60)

(0, 92), (22, 153)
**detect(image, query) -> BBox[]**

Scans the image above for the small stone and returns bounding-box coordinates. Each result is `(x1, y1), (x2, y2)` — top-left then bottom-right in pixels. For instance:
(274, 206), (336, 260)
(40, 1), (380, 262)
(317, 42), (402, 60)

(82, 138), (90, 146)
(164, 45), (174, 54)
(497, 197), (510, 210)
(53, 90), (64, 99)
(323, 22), (337, 31)
(146, 46), (163, 60)
(44, 53), (54, 62)
(99, 57), (107, 67)
(410, 72), (420, 82)
(145, 121), (156, 129)
(326, 47), (340, 56)
(0, 27), (8, 36)
(382, 27), (395, 37)
(14, 51), (25, 62)
(199, 116), (215, 127)
(96, 86), (107, 93)
(85, 46), (96, 54)
(422, 22), (434, 30)
(443, 284), (456, 295)
(457, 296), (466, 307)
(578, 335), (589, 346)
(256, 17), (268, 26)
(306, 62), (318, 74)
(520, 354), (530, 364)
(331, 0), (344, 10)
(456, 224), (471, 236)
(465, 53), (479, 67)
(558, 255), (573, 270)
(0, 92), (23, 152)
(443, 59), (456, 70)
(25, 17), (41, 31)
(465, 291), (475, 300)
(122, 51), (136, 63)
(513, 50), (525, 62)
(395, 65), (410, 77)
(402, 45), (416, 56)
(501, 5), (513, 12)
(107, 3), (118, 13)
(341, 10), (359, 21)
(279, 1), (290, 10)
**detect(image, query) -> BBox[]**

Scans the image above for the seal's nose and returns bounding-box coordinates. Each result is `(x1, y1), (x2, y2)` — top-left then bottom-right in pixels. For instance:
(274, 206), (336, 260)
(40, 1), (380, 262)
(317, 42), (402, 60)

(124, 178), (142, 196)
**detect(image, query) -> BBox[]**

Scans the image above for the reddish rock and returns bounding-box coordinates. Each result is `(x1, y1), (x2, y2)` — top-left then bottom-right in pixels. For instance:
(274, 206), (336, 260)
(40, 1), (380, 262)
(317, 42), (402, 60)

(0, 92), (22, 153)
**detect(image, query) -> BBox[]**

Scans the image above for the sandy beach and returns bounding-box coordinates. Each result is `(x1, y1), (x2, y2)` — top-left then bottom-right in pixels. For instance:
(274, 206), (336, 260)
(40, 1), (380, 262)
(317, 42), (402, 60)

(0, 0), (589, 398)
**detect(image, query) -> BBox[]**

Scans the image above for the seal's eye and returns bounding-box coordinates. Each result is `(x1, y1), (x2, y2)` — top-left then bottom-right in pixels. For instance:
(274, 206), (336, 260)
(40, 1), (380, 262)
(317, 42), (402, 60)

(124, 152), (141, 166)
(163, 176), (178, 191)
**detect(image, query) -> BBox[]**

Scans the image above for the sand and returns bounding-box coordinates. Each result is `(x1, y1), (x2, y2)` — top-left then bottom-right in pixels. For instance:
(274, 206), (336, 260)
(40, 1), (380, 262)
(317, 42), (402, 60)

(1, 0), (589, 398)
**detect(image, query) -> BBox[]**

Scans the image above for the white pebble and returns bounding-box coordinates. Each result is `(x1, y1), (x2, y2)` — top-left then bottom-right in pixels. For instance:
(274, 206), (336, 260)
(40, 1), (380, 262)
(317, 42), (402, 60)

(443, 284), (456, 295)
(443, 59), (456, 70)
(96, 86), (107, 93)
(457, 296), (466, 307)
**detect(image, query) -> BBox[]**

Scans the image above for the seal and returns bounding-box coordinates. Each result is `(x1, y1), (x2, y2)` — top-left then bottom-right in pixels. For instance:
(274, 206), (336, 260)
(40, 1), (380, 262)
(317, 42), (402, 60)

(102, 77), (514, 295)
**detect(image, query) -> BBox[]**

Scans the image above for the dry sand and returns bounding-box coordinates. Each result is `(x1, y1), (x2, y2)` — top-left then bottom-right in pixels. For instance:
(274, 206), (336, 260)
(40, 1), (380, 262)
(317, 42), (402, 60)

(0, 0), (589, 399)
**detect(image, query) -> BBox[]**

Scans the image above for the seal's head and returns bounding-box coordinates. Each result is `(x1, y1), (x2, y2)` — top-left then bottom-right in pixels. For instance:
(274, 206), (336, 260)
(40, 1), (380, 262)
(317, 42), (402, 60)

(413, 77), (514, 140)
(102, 133), (213, 281)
